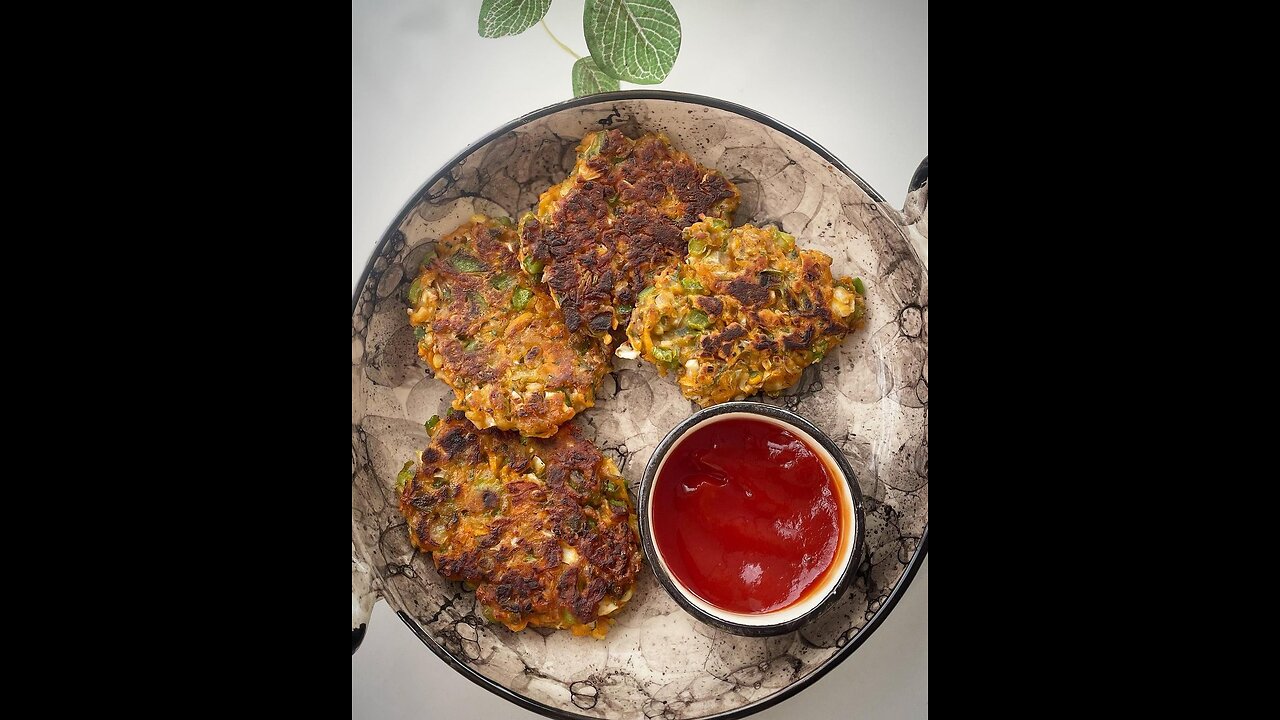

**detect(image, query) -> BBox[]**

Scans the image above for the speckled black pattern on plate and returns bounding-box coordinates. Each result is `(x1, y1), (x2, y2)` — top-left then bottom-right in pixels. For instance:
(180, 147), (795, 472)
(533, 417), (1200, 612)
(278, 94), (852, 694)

(352, 91), (928, 720)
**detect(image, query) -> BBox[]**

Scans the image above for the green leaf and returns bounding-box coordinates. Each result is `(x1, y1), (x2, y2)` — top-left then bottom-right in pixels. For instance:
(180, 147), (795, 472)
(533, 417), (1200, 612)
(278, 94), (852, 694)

(425, 415), (441, 433)
(572, 56), (620, 97)
(583, 0), (681, 84)
(478, 0), (552, 38)
(852, 277), (866, 295)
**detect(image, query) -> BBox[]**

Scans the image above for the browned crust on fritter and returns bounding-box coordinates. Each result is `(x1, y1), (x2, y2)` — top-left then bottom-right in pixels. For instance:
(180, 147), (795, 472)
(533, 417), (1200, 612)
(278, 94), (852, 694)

(406, 216), (611, 438)
(519, 130), (740, 337)
(397, 412), (642, 637)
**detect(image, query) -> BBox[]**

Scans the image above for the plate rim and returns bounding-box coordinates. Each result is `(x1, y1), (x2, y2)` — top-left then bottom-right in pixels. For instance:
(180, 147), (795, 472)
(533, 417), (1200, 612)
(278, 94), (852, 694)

(353, 89), (928, 720)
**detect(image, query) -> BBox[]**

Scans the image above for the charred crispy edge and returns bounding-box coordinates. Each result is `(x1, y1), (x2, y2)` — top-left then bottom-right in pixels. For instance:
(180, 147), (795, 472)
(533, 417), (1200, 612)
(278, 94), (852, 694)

(693, 295), (723, 315)
(782, 326), (814, 350)
(698, 322), (748, 358)
(725, 278), (771, 306)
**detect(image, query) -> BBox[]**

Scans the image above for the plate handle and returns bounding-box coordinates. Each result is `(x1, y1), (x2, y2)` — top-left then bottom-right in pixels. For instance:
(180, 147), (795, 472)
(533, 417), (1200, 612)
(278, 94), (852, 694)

(909, 156), (928, 193)
(899, 156), (928, 268)
(352, 542), (379, 654)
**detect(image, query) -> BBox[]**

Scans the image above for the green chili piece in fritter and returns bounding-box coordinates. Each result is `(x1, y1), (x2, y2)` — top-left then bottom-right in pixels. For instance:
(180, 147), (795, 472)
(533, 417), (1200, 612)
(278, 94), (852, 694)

(582, 132), (606, 159)
(812, 339), (829, 362)
(773, 230), (796, 252)
(451, 253), (487, 273)
(652, 346), (677, 365)
(395, 460), (414, 493)
(418, 247), (436, 269)
(522, 255), (544, 278)
(512, 287), (533, 311)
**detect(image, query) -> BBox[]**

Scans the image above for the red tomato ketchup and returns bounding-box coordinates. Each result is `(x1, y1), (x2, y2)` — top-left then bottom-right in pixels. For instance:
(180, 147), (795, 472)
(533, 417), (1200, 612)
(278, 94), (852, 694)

(651, 417), (845, 614)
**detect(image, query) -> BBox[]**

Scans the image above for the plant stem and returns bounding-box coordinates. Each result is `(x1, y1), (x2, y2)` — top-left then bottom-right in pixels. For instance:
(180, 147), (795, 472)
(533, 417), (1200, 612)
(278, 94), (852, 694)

(542, 19), (580, 60)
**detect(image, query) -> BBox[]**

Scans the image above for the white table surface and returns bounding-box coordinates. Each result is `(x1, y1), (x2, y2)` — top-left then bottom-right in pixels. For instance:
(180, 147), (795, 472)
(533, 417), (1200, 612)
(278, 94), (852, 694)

(352, 1), (928, 717)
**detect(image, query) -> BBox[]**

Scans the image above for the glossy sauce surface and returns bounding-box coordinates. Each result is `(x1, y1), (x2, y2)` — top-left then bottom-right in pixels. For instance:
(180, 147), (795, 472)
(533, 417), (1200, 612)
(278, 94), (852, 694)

(652, 418), (844, 614)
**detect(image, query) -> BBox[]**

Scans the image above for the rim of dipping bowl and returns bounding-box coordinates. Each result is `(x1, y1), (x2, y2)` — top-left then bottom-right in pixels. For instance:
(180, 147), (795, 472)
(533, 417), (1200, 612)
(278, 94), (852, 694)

(638, 401), (866, 636)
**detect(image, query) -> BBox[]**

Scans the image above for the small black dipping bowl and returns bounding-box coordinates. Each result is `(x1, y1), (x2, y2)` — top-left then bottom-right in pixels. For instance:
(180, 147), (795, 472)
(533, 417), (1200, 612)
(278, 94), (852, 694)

(639, 401), (866, 636)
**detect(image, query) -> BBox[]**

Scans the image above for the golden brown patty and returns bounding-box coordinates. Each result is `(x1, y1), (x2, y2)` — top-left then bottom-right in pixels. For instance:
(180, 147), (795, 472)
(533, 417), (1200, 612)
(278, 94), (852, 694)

(407, 215), (611, 438)
(621, 218), (867, 406)
(519, 130), (739, 340)
(397, 412), (642, 637)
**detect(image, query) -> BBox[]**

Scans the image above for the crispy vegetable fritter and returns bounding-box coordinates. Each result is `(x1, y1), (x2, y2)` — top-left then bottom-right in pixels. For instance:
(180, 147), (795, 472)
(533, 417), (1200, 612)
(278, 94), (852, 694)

(519, 130), (739, 340)
(397, 412), (642, 637)
(621, 218), (867, 406)
(407, 215), (611, 438)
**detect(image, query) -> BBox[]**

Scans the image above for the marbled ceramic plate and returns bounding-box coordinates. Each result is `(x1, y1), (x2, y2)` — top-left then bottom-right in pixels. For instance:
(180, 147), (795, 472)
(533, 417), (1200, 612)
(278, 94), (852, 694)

(352, 91), (928, 720)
